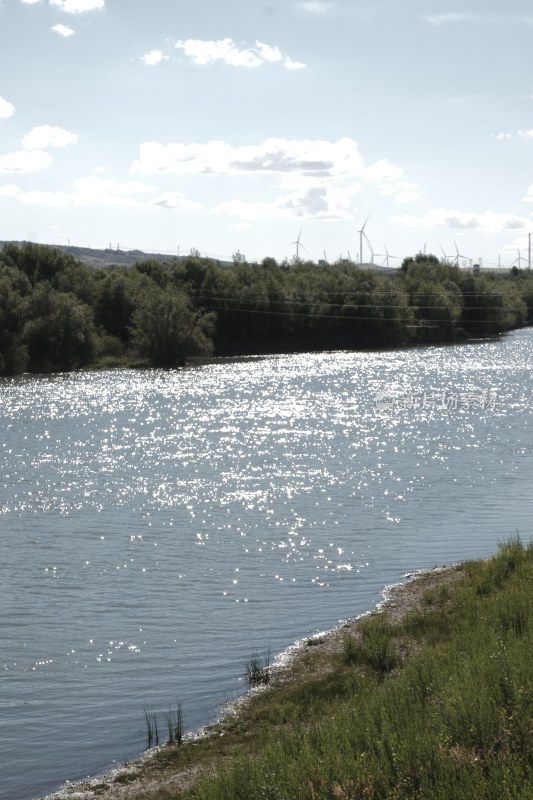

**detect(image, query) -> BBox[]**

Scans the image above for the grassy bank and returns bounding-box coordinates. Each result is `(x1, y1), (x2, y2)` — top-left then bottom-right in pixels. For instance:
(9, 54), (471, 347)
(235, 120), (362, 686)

(46, 538), (533, 800)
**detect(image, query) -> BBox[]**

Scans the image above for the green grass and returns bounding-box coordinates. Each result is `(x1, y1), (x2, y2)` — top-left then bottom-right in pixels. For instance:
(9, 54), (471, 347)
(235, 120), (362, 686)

(343, 614), (398, 675)
(121, 537), (532, 800)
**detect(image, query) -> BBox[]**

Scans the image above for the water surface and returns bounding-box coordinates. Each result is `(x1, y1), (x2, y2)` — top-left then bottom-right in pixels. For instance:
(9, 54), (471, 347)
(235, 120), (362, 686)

(1, 329), (532, 800)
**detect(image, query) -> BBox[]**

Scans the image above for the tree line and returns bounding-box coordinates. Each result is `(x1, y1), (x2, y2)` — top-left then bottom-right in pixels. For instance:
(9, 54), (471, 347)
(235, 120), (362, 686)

(0, 243), (531, 375)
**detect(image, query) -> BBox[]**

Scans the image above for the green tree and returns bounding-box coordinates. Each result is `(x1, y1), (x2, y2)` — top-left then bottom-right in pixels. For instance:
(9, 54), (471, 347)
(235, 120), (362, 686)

(458, 274), (526, 336)
(0, 265), (31, 374)
(22, 284), (96, 372)
(130, 284), (215, 366)
(1, 242), (80, 285)
(94, 268), (136, 342)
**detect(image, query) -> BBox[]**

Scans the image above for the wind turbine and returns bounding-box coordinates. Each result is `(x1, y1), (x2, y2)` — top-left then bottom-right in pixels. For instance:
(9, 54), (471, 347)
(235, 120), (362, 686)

(290, 227), (309, 262)
(453, 241), (472, 268)
(512, 248), (528, 269)
(381, 245), (401, 268)
(358, 213), (373, 265)
(440, 246), (452, 264)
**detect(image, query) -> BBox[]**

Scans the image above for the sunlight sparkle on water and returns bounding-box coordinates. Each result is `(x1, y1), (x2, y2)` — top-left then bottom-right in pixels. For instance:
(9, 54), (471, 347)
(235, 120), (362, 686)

(1, 332), (533, 800)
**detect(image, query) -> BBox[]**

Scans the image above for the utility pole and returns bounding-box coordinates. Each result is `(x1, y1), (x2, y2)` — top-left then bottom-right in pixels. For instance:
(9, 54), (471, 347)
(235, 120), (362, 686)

(529, 232), (531, 270)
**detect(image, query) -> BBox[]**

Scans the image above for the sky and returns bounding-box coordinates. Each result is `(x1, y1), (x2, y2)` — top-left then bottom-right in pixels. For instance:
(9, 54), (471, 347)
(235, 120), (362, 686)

(1, 0), (533, 267)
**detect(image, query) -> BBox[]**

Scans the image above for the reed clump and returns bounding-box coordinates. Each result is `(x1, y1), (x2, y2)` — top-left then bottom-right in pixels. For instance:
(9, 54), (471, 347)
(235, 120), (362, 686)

(243, 650), (271, 688)
(143, 700), (184, 749)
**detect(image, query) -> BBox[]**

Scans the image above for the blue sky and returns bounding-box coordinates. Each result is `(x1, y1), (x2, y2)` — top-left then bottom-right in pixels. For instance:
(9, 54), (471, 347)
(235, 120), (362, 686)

(1, 0), (533, 267)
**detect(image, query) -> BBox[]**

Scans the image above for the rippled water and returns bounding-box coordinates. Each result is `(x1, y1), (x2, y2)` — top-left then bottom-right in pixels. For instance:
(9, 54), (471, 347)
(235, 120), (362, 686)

(1, 329), (532, 800)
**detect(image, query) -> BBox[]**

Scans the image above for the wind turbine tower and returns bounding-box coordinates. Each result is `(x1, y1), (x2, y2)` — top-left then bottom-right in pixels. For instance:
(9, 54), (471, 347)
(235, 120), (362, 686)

(453, 241), (471, 268)
(358, 213), (372, 265)
(290, 227), (309, 262)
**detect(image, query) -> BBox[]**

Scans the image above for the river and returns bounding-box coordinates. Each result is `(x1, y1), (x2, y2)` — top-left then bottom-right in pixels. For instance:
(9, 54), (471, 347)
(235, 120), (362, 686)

(1, 329), (532, 800)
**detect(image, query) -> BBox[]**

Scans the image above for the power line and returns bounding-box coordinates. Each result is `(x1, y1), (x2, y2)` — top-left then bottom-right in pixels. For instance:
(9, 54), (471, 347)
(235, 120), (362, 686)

(188, 288), (523, 306)
(197, 303), (518, 326)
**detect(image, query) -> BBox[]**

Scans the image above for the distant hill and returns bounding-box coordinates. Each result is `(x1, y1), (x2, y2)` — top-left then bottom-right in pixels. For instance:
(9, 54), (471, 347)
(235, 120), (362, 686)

(0, 241), (182, 269)
(1, 242), (386, 272)
(0, 241), (222, 269)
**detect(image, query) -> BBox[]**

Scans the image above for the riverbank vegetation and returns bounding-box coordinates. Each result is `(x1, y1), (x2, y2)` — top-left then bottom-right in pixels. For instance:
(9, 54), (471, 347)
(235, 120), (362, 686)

(1, 242), (532, 375)
(52, 537), (533, 800)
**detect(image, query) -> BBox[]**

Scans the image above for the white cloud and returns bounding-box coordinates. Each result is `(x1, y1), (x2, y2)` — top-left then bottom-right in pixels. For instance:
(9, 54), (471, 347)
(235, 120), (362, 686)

(130, 137), (413, 224)
(0, 150), (53, 173)
(0, 176), (202, 211)
(521, 185), (533, 202)
(49, 0), (105, 13)
(132, 138), (370, 179)
(364, 158), (404, 182)
(216, 185), (359, 222)
(254, 41), (283, 63)
(229, 223), (252, 231)
(22, 125), (78, 149)
(174, 38), (305, 69)
(140, 50), (168, 66)
(424, 13), (533, 26)
(0, 184), (22, 197)
(379, 181), (421, 203)
(51, 23), (75, 36)
(423, 13), (472, 25)
(1, 186), (70, 207)
(149, 191), (202, 210)
(214, 198), (284, 221)
(20, 0), (42, 4)
(176, 38), (259, 67)
(280, 185), (358, 218)
(70, 176), (155, 204)
(296, 1), (336, 16)
(393, 189), (422, 204)
(490, 129), (533, 140)
(0, 96), (15, 119)
(284, 57), (306, 70)
(392, 208), (530, 233)
(0, 176), (153, 207)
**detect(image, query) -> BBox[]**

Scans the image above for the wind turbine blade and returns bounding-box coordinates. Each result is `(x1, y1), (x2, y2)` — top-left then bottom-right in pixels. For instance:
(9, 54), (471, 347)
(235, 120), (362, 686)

(363, 231), (374, 253)
(361, 211), (372, 233)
